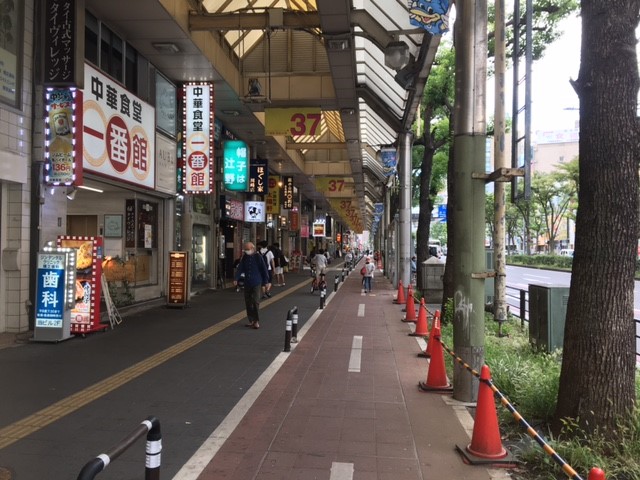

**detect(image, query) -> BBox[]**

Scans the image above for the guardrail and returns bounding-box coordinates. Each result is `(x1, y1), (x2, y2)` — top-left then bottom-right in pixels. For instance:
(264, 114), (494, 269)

(76, 416), (161, 480)
(504, 284), (640, 359)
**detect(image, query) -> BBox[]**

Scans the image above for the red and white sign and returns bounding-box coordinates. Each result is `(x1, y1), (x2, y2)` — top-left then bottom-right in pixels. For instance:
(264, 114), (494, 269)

(183, 83), (214, 194)
(82, 64), (155, 188)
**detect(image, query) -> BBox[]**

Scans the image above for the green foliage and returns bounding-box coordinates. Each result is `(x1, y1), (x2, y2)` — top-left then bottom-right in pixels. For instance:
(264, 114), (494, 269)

(507, 254), (573, 269)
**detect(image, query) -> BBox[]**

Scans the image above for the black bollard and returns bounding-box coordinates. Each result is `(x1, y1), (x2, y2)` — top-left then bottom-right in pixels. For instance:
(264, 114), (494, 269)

(341, 269), (345, 282)
(320, 282), (327, 309)
(284, 310), (292, 352)
(291, 306), (298, 343)
(334, 275), (339, 292)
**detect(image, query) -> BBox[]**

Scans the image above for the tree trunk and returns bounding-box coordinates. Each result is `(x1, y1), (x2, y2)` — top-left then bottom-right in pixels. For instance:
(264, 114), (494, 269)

(416, 130), (435, 291)
(553, 0), (640, 436)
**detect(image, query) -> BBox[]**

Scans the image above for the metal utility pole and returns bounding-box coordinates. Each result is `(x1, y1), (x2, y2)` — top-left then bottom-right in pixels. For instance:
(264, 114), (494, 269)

(493, 0), (508, 329)
(398, 133), (413, 288)
(452, 0), (488, 402)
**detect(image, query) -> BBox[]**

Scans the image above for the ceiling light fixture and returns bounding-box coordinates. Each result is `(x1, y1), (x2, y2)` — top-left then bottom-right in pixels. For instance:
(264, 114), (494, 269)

(77, 185), (104, 193)
(384, 41), (410, 70)
(152, 42), (180, 54)
(66, 187), (77, 201)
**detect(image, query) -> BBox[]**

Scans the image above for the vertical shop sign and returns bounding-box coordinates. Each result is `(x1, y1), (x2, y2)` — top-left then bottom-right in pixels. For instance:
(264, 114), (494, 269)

(167, 251), (189, 306)
(137, 201), (158, 249)
(44, 88), (83, 185)
(289, 208), (299, 231)
(266, 176), (281, 214)
(282, 176), (294, 209)
(125, 199), (136, 248)
(248, 158), (268, 194)
(43, 0), (84, 87)
(83, 64), (154, 188)
(300, 214), (309, 238)
(183, 83), (213, 194)
(223, 140), (248, 191)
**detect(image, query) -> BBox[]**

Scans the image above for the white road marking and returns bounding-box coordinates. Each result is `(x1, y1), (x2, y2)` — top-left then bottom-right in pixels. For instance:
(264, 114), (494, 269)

(330, 462), (354, 480)
(348, 336), (363, 373)
(357, 304), (365, 317)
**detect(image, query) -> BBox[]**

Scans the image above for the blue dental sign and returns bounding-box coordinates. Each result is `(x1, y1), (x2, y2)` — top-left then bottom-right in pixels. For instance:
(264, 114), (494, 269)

(35, 254), (66, 328)
(223, 140), (249, 191)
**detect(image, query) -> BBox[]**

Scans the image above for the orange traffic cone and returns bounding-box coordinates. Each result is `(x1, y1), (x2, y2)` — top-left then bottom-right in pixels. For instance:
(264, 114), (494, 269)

(588, 468), (606, 480)
(402, 285), (417, 322)
(418, 324), (452, 392)
(410, 300), (430, 337)
(456, 365), (515, 466)
(394, 280), (405, 304)
(418, 311), (439, 358)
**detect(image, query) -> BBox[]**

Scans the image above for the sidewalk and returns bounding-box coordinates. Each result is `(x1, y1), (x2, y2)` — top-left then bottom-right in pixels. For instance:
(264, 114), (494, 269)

(0, 263), (511, 479)
(181, 268), (504, 480)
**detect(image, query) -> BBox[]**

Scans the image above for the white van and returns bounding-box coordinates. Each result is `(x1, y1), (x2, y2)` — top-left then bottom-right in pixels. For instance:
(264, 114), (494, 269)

(560, 248), (574, 257)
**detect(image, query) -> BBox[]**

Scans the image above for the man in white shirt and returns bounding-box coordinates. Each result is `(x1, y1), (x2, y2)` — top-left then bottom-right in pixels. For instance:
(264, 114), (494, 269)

(258, 241), (275, 298)
(313, 249), (328, 283)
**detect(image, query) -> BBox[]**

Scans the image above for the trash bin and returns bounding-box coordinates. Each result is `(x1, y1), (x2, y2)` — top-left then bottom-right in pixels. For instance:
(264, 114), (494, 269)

(421, 257), (445, 303)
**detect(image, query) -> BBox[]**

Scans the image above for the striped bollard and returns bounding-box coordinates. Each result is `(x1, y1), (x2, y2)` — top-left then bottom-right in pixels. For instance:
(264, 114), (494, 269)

(291, 306), (298, 343)
(334, 275), (339, 292)
(144, 417), (162, 480)
(320, 283), (327, 309)
(284, 310), (292, 352)
(341, 269), (345, 282)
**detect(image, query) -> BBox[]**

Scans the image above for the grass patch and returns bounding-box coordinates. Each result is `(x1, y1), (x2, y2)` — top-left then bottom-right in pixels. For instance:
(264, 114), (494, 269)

(436, 309), (640, 479)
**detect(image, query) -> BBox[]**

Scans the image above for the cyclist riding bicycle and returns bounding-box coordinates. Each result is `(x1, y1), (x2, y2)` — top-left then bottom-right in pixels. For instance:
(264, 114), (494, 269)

(310, 249), (328, 293)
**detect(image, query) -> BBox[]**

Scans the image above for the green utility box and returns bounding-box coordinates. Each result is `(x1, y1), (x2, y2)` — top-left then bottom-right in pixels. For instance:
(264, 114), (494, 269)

(528, 284), (570, 352)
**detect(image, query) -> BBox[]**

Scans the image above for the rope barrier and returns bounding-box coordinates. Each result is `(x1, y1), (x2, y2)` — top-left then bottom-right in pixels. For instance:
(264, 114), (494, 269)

(436, 336), (585, 480)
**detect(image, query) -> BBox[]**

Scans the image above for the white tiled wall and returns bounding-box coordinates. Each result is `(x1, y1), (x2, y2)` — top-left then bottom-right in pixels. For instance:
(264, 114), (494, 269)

(0, 0), (34, 333)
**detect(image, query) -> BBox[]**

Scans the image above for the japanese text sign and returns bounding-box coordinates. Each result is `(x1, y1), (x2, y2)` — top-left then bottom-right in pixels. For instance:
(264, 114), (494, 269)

(44, 0), (83, 87)
(183, 83), (214, 194)
(82, 64), (155, 188)
(35, 252), (73, 328)
(223, 140), (248, 191)
(282, 176), (294, 209)
(249, 158), (268, 194)
(266, 176), (281, 215)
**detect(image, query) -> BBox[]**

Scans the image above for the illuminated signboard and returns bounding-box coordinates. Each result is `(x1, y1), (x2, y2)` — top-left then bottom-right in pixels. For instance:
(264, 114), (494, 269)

(266, 175), (281, 215)
(44, 87), (83, 185)
(245, 201), (266, 223)
(183, 83), (213, 194)
(282, 176), (294, 209)
(223, 140), (249, 191)
(248, 158), (268, 194)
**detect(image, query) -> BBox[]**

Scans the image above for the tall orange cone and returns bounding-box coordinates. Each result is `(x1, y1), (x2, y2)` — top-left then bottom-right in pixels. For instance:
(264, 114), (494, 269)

(418, 311), (439, 358)
(418, 324), (452, 392)
(456, 365), (515, 466)
(394, 280), (405, 304)
(410, 300), (430, 337)
(402, 285), (416, 322)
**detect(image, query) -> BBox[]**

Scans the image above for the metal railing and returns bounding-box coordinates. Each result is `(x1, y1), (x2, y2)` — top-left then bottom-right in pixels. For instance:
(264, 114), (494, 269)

(505, 284), (640, 359)
(76, 416), (161, 480)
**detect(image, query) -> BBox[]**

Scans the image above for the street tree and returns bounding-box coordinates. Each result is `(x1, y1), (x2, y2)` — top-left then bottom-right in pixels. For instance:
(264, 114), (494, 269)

(553, 0), (640, 436)
(530, 172), (574, 253)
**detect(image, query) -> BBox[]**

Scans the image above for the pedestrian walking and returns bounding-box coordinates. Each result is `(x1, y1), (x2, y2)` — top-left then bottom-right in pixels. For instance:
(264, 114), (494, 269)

(234, 242), (271, 329)
(271, 242), (286, 286)
(258, 240), (275, 298)
(362, 257), (375, 293)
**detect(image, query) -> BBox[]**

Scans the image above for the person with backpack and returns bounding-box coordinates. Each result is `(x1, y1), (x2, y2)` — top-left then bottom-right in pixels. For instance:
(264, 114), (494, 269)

(258, 241), (275, 298)
(271, 242), (286, 286)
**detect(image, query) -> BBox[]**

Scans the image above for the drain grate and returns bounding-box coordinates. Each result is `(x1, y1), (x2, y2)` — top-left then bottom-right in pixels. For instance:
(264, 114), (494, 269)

(0, 467), (12, 480)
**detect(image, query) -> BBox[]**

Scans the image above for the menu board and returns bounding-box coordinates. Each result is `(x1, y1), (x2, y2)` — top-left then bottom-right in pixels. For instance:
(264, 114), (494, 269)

(57, 236), (103, 334)
(167, 251), (188, 306)
(125, 199), (136, 248)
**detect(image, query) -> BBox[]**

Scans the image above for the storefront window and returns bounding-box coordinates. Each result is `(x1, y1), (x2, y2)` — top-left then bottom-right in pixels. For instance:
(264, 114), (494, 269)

(192, 225), (210, 283)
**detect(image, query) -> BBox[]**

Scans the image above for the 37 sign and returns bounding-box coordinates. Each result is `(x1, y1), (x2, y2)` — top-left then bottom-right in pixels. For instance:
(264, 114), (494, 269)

(265, 108), (322, 136)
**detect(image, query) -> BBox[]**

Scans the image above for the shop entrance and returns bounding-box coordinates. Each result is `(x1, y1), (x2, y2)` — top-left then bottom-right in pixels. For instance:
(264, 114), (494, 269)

(67, 215), (98, 236)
